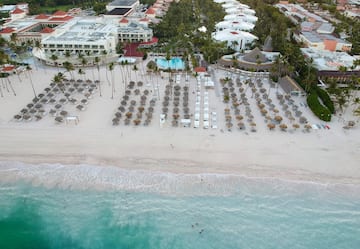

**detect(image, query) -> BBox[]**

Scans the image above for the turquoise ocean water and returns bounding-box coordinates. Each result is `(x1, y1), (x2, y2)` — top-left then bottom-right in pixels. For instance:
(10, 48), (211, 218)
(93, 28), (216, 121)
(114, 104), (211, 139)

(0, 162), (360, 249)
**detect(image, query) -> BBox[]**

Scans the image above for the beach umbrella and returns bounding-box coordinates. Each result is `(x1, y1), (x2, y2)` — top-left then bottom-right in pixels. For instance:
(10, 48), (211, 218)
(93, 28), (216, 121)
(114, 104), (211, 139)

(239, 87), (244, 93)
(54, 116), (63, 123)
(121, 100), (127, 106)
(258, 103), (265, 109)
(47, 92), (55, 98)
(35, 103), (43, 109)
(173, 113), (180, 120)
(49, 109), (57, 116)
(81, 99), (88, 105)
(267, 123), (276, 130)
(273, 108), (279, 113)
(348, 121), (355, 127)
(133, 119), (141, 126)
(23, 114), (32, 121)
(77, 88), (84, 93)
(53, 87), (60, 93)
(20, 108), (29, 114)
(44, 87), (51, 93)
(183, 107), (190, 113)
(277, 94), (283, 100)
(299, 116), (307, 124)
(261, 109), (268, 115)
(69, 98), (77, 105)
(29, 109), (37, 114)
(234, 109), (240, 115)
(128, 106), (135, 112)
(138, 106), (145, 113)
(125, 112), (133, 119)
(226, 122), (233, 129)
(76, 105), (85, 111)
(295, 111), (302, 117)
(34, 115), (42, 121)
(148, 107), (154, 113)
(173, 101), (180, 107)
(143, 90), (149, 96)
(293, 123), (300, 130)
(172, 120), (178, 127)
(112, 117), (120, 126)
(184, 114), (190, 119)
(59, 98), (67, 104)
(279, 123), (288, 131)
(130, 100), (136, 106)
(237, 122), (245, 130)
(274, 115), (283, 122)
(226, 115), (232, 121)
(14, 114), (22, 121)
(115, 112), (122, 118)
(125, 90), (131, 96)
(134, 89), (140, 95)
(304, 124), (312, 131)
(173, 107), (179, 113)
(118, 106), (126, 113)
(224, 108), (230, 115)
(40, 98), (49, 104)
(124, 119), (130, 125)
(68, 88), (75, 93)
(38, 109), (46, 116)
(162, 107), (168, 113)
(236, 115), (243, 121)
(77, 79), (83, 83)
(26, 103), (34, 109)
(141, 95), (147, 101)
(60, 110), (68, 117)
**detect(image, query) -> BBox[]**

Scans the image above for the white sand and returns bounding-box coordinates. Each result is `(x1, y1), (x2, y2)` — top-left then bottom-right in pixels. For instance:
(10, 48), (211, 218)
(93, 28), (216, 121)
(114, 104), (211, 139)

(0, 58), (360, 185)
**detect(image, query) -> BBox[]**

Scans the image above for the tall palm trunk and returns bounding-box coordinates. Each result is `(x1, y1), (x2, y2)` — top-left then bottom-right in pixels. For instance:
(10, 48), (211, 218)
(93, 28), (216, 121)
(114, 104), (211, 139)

(7, 77), (16, 96)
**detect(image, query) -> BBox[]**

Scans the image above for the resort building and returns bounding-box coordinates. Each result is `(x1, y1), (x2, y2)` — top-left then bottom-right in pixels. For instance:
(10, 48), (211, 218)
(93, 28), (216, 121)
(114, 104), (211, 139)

(215, 20), (255, 32)
(276, 2), (352, 52)
(212, 30), (258, 51)
(301, 48), (360, 81)
(218, 47), (280, 72)
(105, 0), (140, 17)
(117, 18), (153, 43)
(0, 11), (74, 44)
(36, 18), (117, 65)
(223, 14), (258, 24)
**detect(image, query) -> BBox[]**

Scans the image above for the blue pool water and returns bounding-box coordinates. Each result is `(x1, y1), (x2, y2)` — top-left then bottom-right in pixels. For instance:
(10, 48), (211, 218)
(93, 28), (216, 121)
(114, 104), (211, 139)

(156, 57), (184, 70)
(0, 162), (360, 249)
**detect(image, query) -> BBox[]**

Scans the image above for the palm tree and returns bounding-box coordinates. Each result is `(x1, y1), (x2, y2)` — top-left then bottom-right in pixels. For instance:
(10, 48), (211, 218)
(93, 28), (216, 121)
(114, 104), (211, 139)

(78, 68), (85, 81)
(26, 65), (37, 98)
(94, 56), (101, 96)
(50, 54), (58, 68)
(132, 64), (138, 82)
(109, 62), (115, 99)
(63, 61), (74, 80)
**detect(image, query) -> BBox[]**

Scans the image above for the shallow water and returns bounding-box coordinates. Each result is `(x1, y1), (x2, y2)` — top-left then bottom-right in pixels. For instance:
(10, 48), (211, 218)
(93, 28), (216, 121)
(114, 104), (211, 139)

(0, 162), (360, 249)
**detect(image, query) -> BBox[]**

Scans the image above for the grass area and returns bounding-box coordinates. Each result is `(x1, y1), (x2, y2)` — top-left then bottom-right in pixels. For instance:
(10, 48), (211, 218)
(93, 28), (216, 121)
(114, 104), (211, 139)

(33, 5), (74, 15)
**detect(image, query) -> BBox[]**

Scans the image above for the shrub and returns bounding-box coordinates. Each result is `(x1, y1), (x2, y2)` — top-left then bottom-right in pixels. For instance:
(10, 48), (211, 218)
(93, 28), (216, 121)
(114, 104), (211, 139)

(307, 92), (332, 122)
(315, 86), (335, 114)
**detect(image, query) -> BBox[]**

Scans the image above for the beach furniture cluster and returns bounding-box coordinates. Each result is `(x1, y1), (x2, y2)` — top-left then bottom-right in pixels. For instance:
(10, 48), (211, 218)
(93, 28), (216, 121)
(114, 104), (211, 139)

(112, 81), (156, 126)
(13, 78), (97, 124)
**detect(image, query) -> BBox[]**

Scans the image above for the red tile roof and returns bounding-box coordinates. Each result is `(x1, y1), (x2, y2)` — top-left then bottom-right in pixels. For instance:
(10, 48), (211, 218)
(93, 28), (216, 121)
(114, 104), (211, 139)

(48, 16), (73, 22)
(146, 8), (156, 14)
(140, 18), (150, 22)
(12, 8), (25, 14)
(119, 18), (129, 23)
(0, 27), (15, 34)
(140, 37), (158, 46)
(40, 27), (54, 33)
(53, 10), (67, 16)
(2, 65), (16, 72)
(194, 67), (206, 73)
(35, 14), (50, 19)
(230, 31), (239, 35)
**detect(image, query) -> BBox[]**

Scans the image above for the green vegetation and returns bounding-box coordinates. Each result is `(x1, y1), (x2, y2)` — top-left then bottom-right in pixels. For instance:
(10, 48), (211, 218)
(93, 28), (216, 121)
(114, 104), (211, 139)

(307, 91), (332, 121)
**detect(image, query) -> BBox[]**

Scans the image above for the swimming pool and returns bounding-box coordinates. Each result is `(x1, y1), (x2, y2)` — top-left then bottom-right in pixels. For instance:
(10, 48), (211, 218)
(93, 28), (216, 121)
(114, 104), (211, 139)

(156, 57), (184, 70)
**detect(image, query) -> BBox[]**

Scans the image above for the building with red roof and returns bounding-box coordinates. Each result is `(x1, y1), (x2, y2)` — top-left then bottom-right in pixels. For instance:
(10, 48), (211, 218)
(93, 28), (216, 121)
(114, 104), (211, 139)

(35, 14), (50, 20)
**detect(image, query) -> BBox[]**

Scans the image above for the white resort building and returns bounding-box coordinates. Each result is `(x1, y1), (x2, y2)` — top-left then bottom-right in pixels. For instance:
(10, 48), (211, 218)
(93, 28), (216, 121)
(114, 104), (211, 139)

(34, 18), (118, 65)
(211, 0), (258, 52)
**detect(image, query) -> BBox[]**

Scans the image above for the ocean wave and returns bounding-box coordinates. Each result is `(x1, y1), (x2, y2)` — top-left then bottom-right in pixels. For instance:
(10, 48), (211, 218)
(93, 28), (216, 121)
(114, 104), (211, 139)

(0, 161), (359, 198)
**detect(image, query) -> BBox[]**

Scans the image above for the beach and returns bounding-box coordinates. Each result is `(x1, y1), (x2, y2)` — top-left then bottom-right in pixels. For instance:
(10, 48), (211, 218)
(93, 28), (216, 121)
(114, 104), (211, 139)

(0, 59), (360, 185)
(1, 60), (360, 248)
